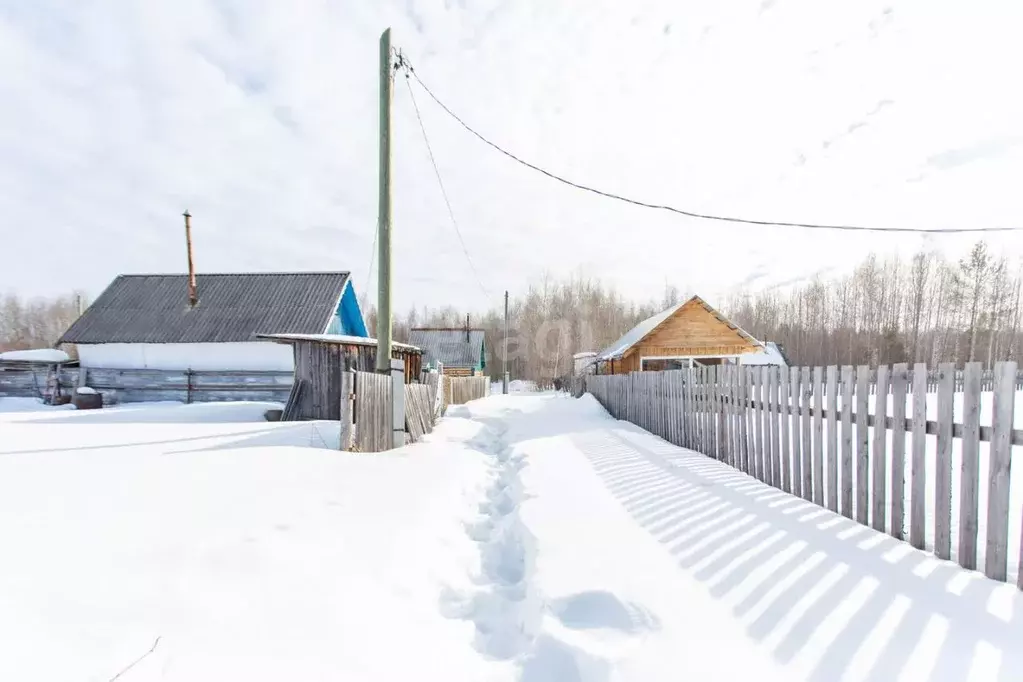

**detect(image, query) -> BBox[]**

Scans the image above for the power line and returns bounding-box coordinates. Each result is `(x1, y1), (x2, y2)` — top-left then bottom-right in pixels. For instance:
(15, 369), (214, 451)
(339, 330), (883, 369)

(399, 57), (491, 299)
(401, 58), (1022, 235)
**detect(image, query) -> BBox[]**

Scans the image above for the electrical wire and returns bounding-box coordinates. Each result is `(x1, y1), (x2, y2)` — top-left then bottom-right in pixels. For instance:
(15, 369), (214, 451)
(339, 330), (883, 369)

(401, 58), (1022, 235)
(399, 57), (491, 299)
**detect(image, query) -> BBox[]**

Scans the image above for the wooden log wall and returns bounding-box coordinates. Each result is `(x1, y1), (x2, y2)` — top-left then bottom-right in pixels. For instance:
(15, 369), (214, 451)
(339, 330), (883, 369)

(584, 361), (1023, 590)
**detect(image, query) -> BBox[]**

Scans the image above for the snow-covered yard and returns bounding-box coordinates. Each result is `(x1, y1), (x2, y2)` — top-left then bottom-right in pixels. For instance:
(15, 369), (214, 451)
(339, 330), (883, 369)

(0, 400), (500, 681)
(2, 395), (1022, 680)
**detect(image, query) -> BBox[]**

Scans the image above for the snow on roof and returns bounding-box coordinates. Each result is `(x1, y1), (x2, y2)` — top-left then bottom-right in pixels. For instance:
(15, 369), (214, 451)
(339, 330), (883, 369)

(258, 333), (421, 352)
(0, 349), (71, 364)
(739, 341), (788, 366)
(573, 351), (598, 359)
(598, 302), (686, 360)
(598, 296), (761, 361)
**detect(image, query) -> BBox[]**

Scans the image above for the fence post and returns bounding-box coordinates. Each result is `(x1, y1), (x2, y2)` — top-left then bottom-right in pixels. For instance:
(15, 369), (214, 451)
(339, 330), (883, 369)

(391, 359), (406, 449)
(340, 370), (354, 451)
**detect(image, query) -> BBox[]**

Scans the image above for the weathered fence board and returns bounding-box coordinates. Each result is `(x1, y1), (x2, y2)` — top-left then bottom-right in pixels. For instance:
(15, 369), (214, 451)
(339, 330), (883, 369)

(986, 361), (1017, 581)
(856, 365), (870, 525)
(890, 364), (908, 540)
(404, 383), (435, 443)
(780, 368), (792, 493)
(910, 363), (928, 551)
(826, 365), (839, 513)
(770, 367), (782, 488)
(802, 366), (814, 502)
(959, 363), (983, 570)
(791, 367), (803, 499)
(840, 365), (854, 519)
(813, 366), (825, 507)
(872, 365), (890, 533)
(935, 363), (955, 560)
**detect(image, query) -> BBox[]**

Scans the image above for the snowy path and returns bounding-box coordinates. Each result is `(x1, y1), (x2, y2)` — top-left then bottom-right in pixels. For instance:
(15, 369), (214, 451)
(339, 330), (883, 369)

(456, 394), (1023, 682)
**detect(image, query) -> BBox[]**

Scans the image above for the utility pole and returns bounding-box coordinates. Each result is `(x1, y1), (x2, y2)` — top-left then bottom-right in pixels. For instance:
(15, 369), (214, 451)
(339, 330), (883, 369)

(376, 28), (393, 374)
(376, 28), (404, 449)
(503, 290), (509, 394)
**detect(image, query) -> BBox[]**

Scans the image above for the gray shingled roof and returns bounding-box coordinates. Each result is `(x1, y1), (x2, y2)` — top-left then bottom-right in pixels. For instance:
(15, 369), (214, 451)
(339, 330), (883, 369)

(407, 328), (486, 369)
(59, 272), (350, 344)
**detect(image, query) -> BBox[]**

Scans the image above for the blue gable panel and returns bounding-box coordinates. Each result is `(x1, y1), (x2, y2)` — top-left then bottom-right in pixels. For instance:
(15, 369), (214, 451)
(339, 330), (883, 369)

(338, 282), (368, 337)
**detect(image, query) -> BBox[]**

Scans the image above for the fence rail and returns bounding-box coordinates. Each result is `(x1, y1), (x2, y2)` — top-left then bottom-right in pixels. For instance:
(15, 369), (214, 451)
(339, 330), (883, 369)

(583, 361), (1022, 589)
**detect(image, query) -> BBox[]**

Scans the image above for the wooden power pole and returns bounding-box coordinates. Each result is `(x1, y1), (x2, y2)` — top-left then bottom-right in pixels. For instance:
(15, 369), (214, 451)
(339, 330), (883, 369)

(376, 27), (393, 373)
(376, 27), (404, 449)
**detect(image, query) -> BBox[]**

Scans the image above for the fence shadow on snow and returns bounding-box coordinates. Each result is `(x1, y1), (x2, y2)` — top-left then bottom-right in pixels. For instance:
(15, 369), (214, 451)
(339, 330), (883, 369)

(573, 425), (1023, 682)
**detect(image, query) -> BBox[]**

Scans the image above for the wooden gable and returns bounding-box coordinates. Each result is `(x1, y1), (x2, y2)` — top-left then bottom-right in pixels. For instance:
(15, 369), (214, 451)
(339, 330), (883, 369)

(624, 298), (759, 361)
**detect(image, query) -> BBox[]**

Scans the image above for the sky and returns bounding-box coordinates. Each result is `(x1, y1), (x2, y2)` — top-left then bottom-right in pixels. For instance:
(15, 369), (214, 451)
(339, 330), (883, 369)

(1, 0), (1022, 313)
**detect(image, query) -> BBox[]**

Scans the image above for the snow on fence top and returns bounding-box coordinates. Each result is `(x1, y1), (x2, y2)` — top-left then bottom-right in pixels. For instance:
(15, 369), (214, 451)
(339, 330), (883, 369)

(0, 349), (71, 363)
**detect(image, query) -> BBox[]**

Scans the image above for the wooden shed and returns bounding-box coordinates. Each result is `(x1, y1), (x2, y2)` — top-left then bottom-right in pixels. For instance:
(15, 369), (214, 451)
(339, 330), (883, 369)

(407, 327), (487, 377)
(258, 334), (423, 420)
(595, 295), (763, 374)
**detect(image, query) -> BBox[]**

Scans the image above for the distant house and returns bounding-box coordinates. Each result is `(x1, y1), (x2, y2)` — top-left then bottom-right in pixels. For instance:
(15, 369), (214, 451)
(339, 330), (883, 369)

(738, 341), (789, 367)
(58, 272), (367, 372)
(595, 295), (765, 373)
(408, 327), (487, 376)
(573, 351), (598, 376)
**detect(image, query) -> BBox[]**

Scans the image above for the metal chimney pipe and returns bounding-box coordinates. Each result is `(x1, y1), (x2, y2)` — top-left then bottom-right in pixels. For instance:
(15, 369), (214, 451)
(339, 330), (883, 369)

(465, 313), (470, 342)
(183, 210), (198, 307)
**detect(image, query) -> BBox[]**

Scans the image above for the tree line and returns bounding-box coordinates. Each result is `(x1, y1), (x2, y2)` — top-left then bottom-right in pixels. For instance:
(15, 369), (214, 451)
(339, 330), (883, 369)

(0, 292), (87, 353)
(367, 241), (1022, 380)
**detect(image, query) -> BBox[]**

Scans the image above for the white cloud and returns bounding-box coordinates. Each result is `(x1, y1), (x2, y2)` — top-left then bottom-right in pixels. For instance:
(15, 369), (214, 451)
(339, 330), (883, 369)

(1, 0), (1021, 312)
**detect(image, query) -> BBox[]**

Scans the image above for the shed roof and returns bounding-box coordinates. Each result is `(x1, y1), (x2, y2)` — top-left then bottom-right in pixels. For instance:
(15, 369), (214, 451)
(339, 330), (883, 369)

(598, 295), (761, 360)
(739, 341), (788, 366)
(59, 272), (351, 344)
(407, 328), (486, 368)
(257, 333), (421, 353)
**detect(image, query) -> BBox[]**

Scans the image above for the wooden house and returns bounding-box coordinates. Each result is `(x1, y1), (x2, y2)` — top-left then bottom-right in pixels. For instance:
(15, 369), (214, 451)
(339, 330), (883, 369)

(258, 334), (423, 420)
(58, 272), (367, 372)
(595, 295), (767, 374)
(407, 327), (487, 377)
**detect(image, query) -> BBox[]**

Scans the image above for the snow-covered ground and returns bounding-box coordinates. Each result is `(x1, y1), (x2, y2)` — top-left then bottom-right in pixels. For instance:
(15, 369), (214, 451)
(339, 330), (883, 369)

(2, 395), (1021, 680)
(0, 400), (503, 681)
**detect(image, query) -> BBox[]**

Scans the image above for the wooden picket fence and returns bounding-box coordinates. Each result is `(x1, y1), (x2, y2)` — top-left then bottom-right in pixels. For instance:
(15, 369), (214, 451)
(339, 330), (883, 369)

(444, 376), (490, 409)
(340, 371), (440, 453)
(583, 361), (1023, 589)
